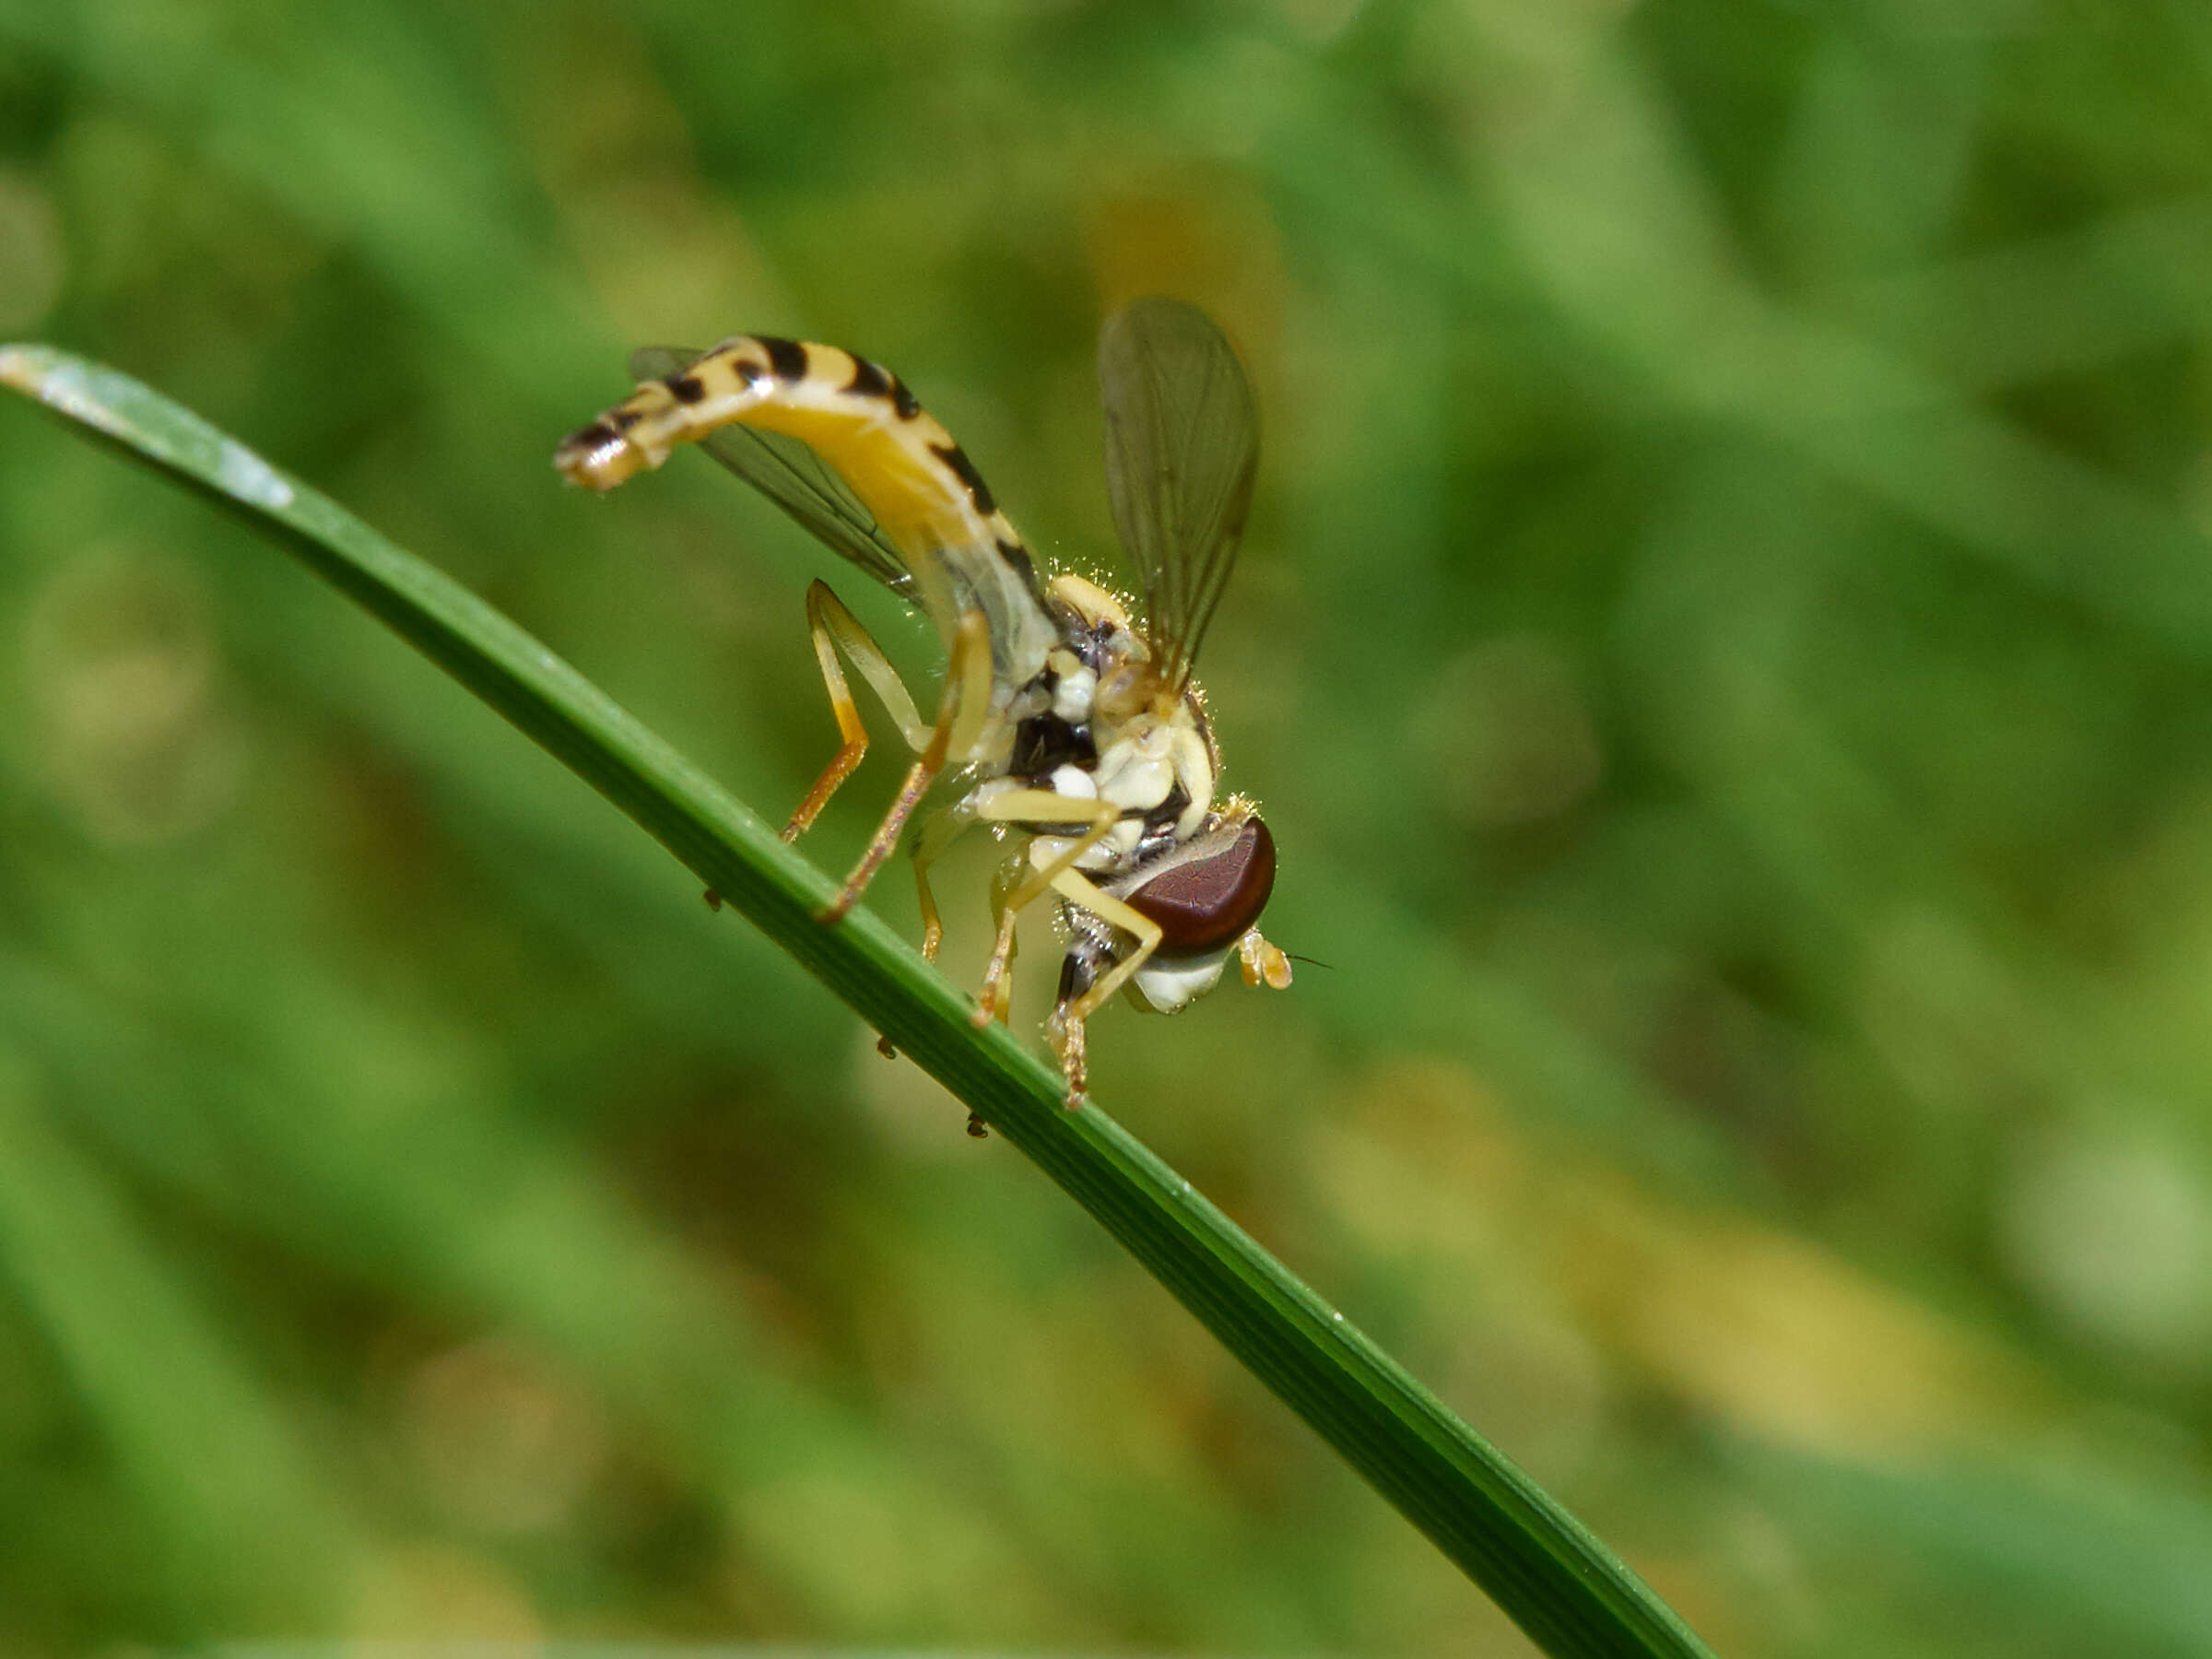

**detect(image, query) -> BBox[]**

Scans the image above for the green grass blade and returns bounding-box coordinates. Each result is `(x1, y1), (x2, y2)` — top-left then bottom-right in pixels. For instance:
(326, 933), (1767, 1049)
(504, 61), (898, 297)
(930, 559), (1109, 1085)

(0, 344), (1716, 1659)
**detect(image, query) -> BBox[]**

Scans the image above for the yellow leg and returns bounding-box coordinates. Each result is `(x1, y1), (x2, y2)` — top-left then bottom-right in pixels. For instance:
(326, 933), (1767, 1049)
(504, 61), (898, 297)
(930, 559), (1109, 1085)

(909, 799), (979, 963)
(982, 858), (1025, 1025)
(1047, 872), (1164, 1025)
(784, 581), (930, 841)
(1053, 1007), (1088, 1107)
(821, 608), (992, 922)
(965, 789), (1124, 1029)
(919, 777), (1167, 1107)
(1041, 869), (1165, 1108)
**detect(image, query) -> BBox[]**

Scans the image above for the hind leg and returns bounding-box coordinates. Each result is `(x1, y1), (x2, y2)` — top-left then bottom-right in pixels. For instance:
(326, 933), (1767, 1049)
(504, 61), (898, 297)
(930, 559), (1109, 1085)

(783, 580), (930, 841)
(819, 607), (991, 922)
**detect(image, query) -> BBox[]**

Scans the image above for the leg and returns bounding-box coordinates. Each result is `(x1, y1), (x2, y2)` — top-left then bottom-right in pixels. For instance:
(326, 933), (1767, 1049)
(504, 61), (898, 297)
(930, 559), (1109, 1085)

(1054, 1011), (1088, 1108)
(909, 798), (979, 963)
(1041, 869), (1165, 1108)
(964, 789), (1123, 1028)
(784, 581), (931, 841)
(821, 608), (992, 921)
(982, 857), (1025, 1024)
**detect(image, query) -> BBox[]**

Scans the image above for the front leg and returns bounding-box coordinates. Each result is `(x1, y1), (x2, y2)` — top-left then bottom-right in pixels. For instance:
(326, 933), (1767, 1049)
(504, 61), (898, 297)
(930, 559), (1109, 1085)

(964, 788), (1124, 1029)
(1039, 869), (1166, 1108)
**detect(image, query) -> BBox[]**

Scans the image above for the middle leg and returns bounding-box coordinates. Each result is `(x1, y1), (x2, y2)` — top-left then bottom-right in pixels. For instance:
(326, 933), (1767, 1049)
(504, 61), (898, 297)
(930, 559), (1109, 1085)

(964, 789), (1124, 1028)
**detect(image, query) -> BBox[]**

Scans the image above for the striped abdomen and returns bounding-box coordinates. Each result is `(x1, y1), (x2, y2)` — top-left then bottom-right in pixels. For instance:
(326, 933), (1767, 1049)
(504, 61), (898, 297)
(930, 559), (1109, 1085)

(556, 333), (1058, 681)
(557, 335), (1018, 564)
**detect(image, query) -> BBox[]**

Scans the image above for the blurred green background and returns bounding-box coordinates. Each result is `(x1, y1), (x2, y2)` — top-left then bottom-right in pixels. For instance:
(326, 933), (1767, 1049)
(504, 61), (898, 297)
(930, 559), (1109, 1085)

(5, 1), (2212, 1654)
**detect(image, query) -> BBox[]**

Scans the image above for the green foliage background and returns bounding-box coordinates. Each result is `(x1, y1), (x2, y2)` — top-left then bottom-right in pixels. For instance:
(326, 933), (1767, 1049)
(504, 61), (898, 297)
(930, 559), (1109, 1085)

(5, 2), (2212, 1654)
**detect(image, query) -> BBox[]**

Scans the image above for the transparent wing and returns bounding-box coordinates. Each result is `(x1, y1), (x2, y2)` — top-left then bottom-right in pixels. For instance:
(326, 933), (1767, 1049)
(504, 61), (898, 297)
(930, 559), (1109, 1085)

(629, 347), (918, 605)
(1097, 300), (1259, 694)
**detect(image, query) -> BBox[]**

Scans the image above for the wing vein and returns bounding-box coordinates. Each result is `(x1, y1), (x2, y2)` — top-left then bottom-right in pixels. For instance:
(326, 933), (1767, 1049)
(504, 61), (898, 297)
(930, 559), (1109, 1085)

(1097, 300), (1258, 693)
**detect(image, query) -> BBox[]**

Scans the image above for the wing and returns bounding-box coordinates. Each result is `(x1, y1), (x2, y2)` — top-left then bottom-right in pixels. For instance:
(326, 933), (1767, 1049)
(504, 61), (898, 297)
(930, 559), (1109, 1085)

(1097, 300), (1259, 695)
(629, 346), (919, 605)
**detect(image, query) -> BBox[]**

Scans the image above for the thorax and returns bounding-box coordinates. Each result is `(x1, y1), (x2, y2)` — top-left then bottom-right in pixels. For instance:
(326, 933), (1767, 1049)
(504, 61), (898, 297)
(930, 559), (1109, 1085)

(967, 572), (1217, 877)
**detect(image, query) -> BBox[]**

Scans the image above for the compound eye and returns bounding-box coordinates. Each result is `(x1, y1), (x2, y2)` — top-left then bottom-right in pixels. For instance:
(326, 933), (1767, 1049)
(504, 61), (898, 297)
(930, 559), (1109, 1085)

(1126, 817), (1277, 958)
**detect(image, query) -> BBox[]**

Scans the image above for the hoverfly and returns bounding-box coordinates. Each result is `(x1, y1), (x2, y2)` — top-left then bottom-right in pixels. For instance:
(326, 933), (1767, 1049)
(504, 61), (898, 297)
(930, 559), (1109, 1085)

(555, 299), (1290, 1107)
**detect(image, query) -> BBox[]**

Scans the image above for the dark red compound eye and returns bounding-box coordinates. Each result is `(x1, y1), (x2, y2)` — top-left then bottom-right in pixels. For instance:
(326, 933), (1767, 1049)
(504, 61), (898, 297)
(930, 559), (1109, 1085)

(1126, 817), (1277, 958)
